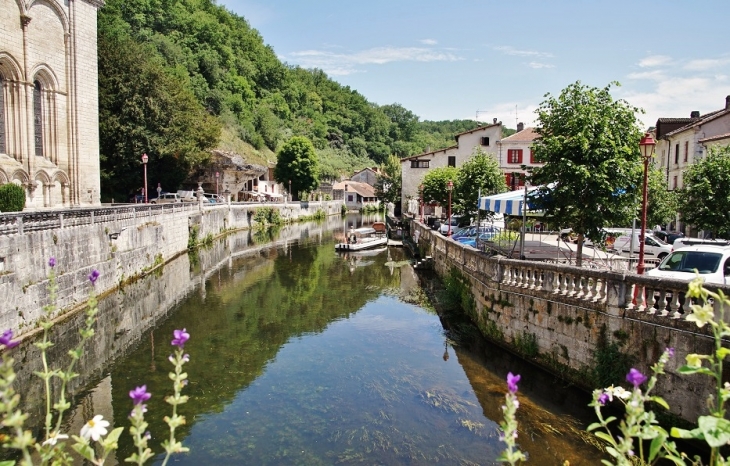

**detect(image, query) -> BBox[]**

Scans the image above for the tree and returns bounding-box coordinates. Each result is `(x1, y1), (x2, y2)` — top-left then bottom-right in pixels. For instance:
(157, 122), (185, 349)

(456, 148), (507, 222)
(422, 166), (460, 212)
(647, 167), (678, 228)
(529, 81), (644, 266)
(274, 136), (319, 200)
(375, 154), (402, 205)
(677, 145), (730, 238)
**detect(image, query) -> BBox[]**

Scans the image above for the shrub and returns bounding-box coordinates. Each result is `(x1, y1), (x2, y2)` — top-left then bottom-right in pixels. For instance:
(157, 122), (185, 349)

(0, 183), (26, 212)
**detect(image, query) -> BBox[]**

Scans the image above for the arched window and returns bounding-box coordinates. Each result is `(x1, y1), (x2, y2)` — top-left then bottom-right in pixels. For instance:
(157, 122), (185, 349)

(0, 76), (5, 154)
(33, 80), (43, 156)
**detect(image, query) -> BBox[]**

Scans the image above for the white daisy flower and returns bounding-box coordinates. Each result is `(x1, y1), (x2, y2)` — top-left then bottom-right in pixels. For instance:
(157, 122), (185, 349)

(80, 415), (110, 442)
(42, 431), (69, 446)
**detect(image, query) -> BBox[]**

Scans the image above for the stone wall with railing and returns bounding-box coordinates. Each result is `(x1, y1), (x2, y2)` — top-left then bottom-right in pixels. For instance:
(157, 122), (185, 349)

(0, 201), (343, 338)
(414, 221), (724, 423)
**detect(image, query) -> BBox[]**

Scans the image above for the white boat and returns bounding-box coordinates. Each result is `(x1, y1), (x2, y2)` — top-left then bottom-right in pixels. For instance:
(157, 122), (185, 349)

(335, 227), (388, 251)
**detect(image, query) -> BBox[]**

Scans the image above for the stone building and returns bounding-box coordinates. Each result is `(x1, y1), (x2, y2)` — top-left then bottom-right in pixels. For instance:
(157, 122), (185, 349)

(497, 122), (542, 190)
(0, 0), (104, 209)
(400, 120), (503, 215)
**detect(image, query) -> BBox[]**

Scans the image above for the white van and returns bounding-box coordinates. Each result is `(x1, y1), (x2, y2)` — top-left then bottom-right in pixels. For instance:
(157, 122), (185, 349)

(612, 232), (672, 260)
(647, 244), (730, 285)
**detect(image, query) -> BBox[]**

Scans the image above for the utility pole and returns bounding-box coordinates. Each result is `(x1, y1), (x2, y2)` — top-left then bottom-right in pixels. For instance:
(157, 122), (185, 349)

(475, 110), (489, 121)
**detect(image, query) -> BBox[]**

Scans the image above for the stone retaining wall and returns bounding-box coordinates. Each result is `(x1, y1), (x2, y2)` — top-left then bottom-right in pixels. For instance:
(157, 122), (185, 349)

(414, 221), (724, 423)
(0, 201), (343, 337)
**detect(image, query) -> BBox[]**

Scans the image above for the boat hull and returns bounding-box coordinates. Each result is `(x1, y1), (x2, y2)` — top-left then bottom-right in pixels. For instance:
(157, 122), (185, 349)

(335, 237), (388, 251)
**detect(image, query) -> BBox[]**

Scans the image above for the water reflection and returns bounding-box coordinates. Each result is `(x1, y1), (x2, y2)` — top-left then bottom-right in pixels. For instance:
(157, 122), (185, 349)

(6, 218), (606, 465)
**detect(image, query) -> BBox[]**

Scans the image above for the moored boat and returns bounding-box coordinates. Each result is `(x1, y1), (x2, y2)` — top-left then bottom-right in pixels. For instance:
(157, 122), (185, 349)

(335, 227), (388, 251)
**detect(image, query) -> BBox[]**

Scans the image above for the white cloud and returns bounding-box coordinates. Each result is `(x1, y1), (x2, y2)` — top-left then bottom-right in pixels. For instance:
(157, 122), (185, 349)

(420, 39), (438, 45)
(684, 57), (730, 71)
(638, 55), (672, 68)
(626, 70), (666, 81)
(527, 62), (554, 69)
(287, 46), (462, 75)
(494, 45), (553, 58)
(478, 102), (539, 127)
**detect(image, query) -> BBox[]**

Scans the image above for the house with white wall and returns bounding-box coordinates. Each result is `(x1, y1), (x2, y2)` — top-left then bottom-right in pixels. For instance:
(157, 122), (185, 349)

(655, 95), (730, 233)
(351, 167), (379, 186)
(400, 120), (503, 215)
(496, 123), (542, 190)
(333, 181), (378, 211)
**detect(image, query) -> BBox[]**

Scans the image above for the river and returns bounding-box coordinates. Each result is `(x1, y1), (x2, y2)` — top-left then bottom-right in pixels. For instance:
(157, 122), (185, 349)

(6, 216), (606, 465)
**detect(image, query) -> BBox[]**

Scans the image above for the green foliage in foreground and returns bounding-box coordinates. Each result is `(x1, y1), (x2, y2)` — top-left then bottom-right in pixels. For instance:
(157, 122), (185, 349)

(499, 276), (730, 465)
(274, 137), (319, 201)
(0, 183), (26, 212)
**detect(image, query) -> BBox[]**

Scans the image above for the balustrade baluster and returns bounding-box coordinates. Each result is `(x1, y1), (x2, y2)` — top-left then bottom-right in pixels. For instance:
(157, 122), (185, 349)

(657, 289), (668, 316)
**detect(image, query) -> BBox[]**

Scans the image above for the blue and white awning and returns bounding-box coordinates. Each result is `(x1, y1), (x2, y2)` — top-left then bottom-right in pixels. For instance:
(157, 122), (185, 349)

(477, 187), (539, 216)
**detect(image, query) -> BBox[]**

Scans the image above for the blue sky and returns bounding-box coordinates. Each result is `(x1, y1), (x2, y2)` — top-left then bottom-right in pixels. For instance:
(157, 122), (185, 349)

(217, 0), (730, 130)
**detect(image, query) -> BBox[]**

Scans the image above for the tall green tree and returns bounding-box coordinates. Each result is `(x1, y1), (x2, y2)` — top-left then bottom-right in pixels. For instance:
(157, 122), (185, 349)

(274, 136), (319, 201)
(98, 16), (220, 201)
(422, 166), (460, 212)
(529, 81), (644, 265)
(375, 154), (402, 205)
(647, 167), (678, 228)
(677, 145), (730, 238)
(456, 148), (507, 222)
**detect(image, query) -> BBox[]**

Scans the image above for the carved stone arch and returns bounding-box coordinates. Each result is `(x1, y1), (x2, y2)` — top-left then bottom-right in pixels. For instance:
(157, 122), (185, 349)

(33, 169), (50, 185)
(9, 169), (29, 184)
(27, 0), (69, 34)
(11, 0), (27, 17)
(50, 169), (70, 206)
(0, 169), (8, 184)
(0, 53), (23, 82)
(30, 65), (59, 92)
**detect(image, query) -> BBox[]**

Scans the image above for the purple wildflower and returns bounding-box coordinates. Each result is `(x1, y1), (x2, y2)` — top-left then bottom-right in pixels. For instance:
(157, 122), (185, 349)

(129, 385), (151, 406)
(88, 269), (100, 285)
(48, 257), (56, 268)
(506, 372), (521, 394)
(598, 392), (609, 405)
(0, 329), (19, 349)
(626, 368), (648, 388)
(666, 347), (675, 358)
(171, 328), (190, 349)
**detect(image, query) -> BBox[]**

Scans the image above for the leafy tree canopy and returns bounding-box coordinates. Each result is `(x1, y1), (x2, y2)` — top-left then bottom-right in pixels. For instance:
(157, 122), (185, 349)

(647, 167), (678, 228)
(422, 166), (460, 209)
(375, 155), (402, 205)
(529, 81), (644, 264)
(456, 148), (508, 222)
(677, 145), (730, 238)
(274, 137), (319, 200)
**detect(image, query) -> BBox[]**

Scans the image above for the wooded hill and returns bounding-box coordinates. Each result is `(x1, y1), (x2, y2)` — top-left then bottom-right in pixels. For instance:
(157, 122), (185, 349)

(97, 0), (509, 201)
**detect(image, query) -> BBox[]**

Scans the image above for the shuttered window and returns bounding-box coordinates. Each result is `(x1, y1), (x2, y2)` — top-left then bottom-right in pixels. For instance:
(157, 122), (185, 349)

(507, 149), (523, 164)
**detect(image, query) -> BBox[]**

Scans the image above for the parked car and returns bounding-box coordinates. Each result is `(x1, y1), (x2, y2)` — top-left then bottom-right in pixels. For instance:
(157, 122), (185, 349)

(612, 232), (672, 260)
(647, 243), (730, 285)
(150, 192), (182, 204)
(439, 216), (462, 236)
(653, 230), (684, 245)
(671, 237), (730, 250)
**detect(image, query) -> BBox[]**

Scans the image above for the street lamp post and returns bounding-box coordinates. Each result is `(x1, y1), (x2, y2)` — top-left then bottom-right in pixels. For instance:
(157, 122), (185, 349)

(446, 180), (454, 236)
(141, 153), (149, 203)
(289, 179), (292, 202)
(637, 132), (657, 275)
(419, 184), (424, 223)
(215, 171), (220, 197)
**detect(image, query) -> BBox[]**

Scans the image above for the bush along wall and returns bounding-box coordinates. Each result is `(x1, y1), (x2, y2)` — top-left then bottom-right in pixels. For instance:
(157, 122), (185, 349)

(0, 183), (26, 212)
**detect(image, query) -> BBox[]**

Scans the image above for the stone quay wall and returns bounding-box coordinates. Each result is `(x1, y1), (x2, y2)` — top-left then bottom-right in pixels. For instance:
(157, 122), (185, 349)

(413, 221), (725, 423)
(0, 201), (344, 337)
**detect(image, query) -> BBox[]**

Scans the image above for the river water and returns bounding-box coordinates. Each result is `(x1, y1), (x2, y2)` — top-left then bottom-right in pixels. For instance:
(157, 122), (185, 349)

(8, 217), (607, 465)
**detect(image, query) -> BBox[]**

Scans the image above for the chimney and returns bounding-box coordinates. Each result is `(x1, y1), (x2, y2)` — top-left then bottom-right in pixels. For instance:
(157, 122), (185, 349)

(690, 111), (700, 118)
(726, 95), (730, 110)
(493, 118), (498, 124)
(344, 184), (348, 192)
(517, 122), (524, 132)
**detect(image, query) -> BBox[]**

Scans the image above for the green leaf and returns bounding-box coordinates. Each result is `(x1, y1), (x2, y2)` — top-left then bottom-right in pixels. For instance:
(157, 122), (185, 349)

(593, 431), (616, 446)
(649, 396), (670, 410)
(678, 366), (714, 376)
(717, 347), (730, 360)
(648, 432), (666, 462)
(697, 415), (730, 448)
(105, 426), (124, 444)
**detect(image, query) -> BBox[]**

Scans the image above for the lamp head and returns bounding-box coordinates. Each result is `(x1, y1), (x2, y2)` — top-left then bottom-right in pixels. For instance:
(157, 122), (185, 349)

(639, 132), (656, 159)
(141, 153), (148, 164)
(446, 180), (453, 191)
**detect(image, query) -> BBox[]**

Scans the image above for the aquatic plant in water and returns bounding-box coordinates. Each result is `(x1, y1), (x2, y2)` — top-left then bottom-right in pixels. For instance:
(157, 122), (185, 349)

(0, 259), (191, 465)
(498, 276), (730, 465)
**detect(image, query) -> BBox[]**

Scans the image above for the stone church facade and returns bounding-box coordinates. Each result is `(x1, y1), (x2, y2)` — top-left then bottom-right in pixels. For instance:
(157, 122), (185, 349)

(0, 0), (103, 209)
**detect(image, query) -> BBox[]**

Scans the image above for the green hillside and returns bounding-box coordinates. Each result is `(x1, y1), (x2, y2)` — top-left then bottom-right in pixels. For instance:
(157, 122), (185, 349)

(97, 0), (499, 200)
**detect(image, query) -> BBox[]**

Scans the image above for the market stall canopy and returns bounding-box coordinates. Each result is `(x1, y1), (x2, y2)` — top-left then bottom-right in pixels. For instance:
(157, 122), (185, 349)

(477, 187), (543, 216)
